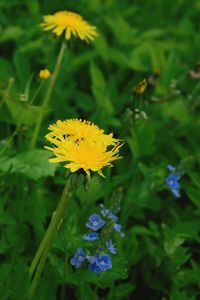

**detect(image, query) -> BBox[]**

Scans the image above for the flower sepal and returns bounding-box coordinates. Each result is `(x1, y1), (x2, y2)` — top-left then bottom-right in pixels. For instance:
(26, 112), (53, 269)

(69, 173), (85, 192)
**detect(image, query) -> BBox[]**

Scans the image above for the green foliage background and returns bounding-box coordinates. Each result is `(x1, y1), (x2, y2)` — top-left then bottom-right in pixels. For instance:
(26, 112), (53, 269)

(0, 0), (200, 299)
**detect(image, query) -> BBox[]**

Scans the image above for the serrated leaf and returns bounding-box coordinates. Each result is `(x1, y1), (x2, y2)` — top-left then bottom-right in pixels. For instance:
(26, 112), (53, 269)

(0, 150), (58, 180)
(5, 98), (43, 126)
(90, 62), (114, 114)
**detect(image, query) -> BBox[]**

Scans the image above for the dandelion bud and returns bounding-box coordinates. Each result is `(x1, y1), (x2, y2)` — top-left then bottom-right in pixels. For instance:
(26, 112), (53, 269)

(39, 69), (51, 80)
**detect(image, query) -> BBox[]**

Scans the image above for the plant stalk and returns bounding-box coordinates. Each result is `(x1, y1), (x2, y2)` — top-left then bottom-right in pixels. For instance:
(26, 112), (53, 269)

(28, 178), (72, 300)
(30, 40), (66, 149)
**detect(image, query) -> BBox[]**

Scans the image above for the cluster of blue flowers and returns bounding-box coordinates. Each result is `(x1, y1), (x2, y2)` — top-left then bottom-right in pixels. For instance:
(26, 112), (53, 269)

(166, 165), (182, 198)
(70, 204), (123, 273)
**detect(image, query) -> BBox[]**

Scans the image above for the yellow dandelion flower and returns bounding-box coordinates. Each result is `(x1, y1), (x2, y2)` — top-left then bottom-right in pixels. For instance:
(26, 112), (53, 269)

(45, 119), (123, 176)
(45, 119), (119, 146)
(45, 139), (122, 177)
(39, 69), (51, 80)
(40, 11), (98, 42)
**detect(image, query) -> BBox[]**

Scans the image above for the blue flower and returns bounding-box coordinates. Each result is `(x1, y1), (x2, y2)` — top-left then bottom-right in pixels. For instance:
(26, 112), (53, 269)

(86, 213), (105, 231)
(166, 174), (180, 189)
(114, 223), (121, 232)
(109, 214), (118, 223)
(70, 248), (86, 268)
(100, 204), (122, 232)
(88, 253), (112, 272)
(167, 165), (176, 172)
(101, 206), (111, 217)
(106, 239), (116, 254)
(166, 166), (181, 198)
(83, 232), (99, 241)
(87, 255), (102, 273)
(88, 262), (102, 273)
(96, 254), (112, 271)
(100, 205), (118, 221)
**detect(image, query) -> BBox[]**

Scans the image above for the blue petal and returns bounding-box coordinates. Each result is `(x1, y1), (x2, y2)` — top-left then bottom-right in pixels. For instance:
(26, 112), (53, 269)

(96, 254), (112, 271)
(86, 255), (96, 264)
(86, 213), (105, 231)
(83, 232), (99, 241)
(70, 248), (86, 268)
(114, 223), (121, 232)
(166, 175), (180, 189)
(106, 240), (116, 254)
(167, 165), (176, 172)
(172, 188), (180, 198)
(88, 263), (102, 273)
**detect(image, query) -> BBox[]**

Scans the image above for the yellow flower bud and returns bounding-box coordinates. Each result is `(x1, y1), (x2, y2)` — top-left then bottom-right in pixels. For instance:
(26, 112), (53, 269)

(39, 69), (51, 80)
(134, 79), (148, 95)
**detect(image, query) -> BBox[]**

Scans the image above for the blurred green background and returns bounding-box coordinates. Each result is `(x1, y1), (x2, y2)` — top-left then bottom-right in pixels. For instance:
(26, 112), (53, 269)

(0, 0), (200, 299)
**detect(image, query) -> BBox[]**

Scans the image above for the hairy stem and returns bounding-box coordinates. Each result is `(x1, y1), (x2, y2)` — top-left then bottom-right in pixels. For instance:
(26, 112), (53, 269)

(30, 40), (66, 149)
(28, 178), (72, 300)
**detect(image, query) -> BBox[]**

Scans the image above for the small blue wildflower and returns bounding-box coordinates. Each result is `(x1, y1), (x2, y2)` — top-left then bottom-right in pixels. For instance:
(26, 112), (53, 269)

(114, 223), (121, 232)
(100, 204), (118, 221)
(96, 254), (112, 271)
(167, 165), (176, 172)
(86, 213), (105, 231)
(110, 214), (118, 223)
(166, 166), (181, 198)
(106, 239), (116, 254)
(83, 232), (99, 241)
(70, 248), (86, 268)
(166, 174), (180, 189)
(101, 207), (111, 217)
(100, 204), (122, 232)
(166, 174), (181, 198)
(88, 263), (102, 273)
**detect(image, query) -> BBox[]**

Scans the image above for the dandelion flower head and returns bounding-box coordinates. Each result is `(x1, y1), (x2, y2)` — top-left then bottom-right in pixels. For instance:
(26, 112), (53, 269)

(45, 119), (118, 146)
(45, 119), (122, 176)
(40, 11), (98, 42)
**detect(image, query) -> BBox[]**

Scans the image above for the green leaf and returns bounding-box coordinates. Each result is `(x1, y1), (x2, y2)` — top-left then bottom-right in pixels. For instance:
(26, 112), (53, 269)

(0, 263), (13, 300)
(187, 171), (200, 189)
(13, 50), (30, 89)
(0, 150), (58, 180)
(105, 16), (137, 45)
(0, 26), (24, 44)
(5, 98), (43, 126)
(129, 42), (152, 71)
(185, 186), (200, 208)
(115, 283), (135, 298)
(0, 56), (13, 82)
(170, 287), (196, 300)
(162, 224), (185, 255)
(90, 62), (114, 115)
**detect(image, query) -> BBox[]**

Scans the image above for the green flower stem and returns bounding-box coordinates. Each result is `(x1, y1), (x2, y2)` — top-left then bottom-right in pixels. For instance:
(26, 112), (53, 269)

(28, 178), (72, 300)
(28, 240), (51, 300)
(29, 178), (71, 277)
(29, 80), (45, 105)
(30, 40), (66, 150)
